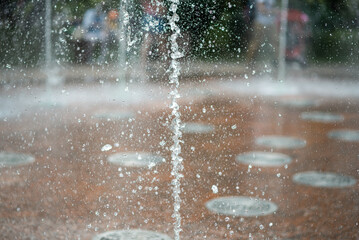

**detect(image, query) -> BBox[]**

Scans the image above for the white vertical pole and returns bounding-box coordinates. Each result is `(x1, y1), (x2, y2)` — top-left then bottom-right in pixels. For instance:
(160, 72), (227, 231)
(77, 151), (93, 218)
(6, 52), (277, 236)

(45, 0), (52, 68)
(277, 0), (288, 82)
(118, 0), (128, 86)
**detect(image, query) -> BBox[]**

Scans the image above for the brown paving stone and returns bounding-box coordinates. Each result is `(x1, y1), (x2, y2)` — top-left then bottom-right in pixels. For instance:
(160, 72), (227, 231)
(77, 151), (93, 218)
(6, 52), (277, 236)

(0, 82), (358, 240)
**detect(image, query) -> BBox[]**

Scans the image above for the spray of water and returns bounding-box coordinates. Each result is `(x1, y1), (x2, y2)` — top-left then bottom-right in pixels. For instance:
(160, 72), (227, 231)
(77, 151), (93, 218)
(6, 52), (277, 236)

(168, 0), (184, 239)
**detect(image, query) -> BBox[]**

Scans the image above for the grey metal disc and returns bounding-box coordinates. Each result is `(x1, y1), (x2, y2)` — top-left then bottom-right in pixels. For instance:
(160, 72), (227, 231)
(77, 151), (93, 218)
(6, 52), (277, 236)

(92, 229), (172, 240)
(293, 171), (357, 188)
(182, 122), (215, 134)
(255, 135), (306, 149)
(93, 112), (135, 121)
(206, 196), (278, 217)
(328, 129), (359, 142)
(107, 152), (165, 167)
(0, 152), (35, 167)
(236, 151), (292, 167)
(277, 99), (319, 108)
(300, 112), (344, 123)
(182, 88), (213, 97)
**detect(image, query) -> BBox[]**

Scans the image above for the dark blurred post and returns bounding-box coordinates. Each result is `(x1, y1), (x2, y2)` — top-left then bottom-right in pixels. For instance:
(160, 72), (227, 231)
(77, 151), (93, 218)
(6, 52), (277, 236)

(278, 0), (288, 82)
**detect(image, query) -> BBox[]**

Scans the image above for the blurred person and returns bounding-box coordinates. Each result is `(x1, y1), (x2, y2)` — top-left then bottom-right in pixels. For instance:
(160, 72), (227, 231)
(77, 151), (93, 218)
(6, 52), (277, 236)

(105, 9), (120, 61)
(246, 0), (279, 71)
(285, 9), (310, 67)
(68, 17), (86, 63)
(140, 0), (168, 79)
(82, 3), (107, 64)
(107, 10), (119, 43)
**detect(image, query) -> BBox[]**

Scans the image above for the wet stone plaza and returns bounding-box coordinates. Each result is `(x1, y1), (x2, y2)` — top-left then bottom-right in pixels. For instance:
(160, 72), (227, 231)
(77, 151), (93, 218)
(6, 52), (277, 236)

(0, 73), (358, 240)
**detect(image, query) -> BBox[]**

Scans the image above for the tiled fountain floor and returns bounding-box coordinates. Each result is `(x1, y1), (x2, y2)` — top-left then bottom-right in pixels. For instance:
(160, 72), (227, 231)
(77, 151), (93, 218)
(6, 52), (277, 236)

(0, 77), (358, 239)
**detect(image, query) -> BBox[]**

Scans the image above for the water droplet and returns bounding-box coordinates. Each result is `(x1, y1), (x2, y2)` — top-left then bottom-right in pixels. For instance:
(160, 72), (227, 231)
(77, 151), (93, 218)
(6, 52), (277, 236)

(101, 144), (112, 152)
(212, 185), (218, 194)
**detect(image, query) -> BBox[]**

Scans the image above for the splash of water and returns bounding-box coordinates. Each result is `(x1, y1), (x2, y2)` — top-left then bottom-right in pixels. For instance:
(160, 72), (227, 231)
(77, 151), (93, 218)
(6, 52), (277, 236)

(168, 0), (184, 239)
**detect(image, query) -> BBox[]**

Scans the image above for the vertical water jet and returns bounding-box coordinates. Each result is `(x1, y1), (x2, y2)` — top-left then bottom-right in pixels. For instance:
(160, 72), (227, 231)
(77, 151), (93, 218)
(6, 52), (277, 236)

(168, 0), (184, 239)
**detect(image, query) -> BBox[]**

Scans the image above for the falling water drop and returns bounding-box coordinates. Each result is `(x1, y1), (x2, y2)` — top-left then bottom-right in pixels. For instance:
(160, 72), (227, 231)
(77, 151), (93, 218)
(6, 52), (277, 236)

(212, 185), (218, 194)
(101, 144), (112, 152)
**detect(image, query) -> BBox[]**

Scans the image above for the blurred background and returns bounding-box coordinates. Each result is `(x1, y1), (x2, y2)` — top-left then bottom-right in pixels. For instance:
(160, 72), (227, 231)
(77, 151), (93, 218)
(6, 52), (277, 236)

(1, 0), (358, 69)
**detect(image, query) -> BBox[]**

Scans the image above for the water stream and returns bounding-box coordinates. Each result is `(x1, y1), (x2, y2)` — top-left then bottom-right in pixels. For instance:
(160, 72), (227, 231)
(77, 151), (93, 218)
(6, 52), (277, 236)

(168, 0), (184, 239)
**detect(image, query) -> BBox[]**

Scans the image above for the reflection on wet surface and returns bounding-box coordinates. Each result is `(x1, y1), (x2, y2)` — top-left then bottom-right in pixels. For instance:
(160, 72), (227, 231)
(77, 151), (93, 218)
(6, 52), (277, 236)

(0, 152), (35, 167)
(300, 111), (344, 123)
(205, 196), (278, 217)
(236, 151), (292, 167)
(255, 135), (307, 149)
(328, 129), (359, 142)
(182, 122), (215, 134)
(293, 171), (357, 188)
(107, 152), (165, 168)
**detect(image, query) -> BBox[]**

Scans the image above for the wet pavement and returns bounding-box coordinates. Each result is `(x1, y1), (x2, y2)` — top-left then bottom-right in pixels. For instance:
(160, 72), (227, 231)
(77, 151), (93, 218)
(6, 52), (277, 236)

(0, 73), (359, 239)
(2, 61), (359, 87)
